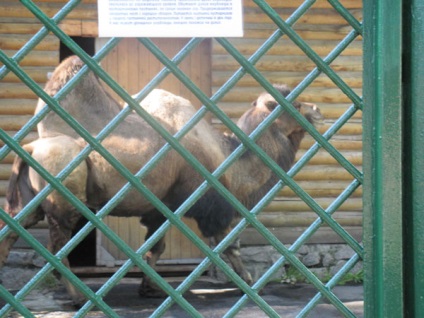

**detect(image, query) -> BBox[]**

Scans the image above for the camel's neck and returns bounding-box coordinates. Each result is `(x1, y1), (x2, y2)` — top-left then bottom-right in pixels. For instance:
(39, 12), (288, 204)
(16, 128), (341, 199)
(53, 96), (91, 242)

(223, 127), (301, 209)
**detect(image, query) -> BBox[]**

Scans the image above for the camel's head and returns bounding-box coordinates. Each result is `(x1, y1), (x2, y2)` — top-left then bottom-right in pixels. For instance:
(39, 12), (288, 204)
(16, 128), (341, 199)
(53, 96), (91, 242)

(253, 84), (324, 134)
(44, 56), (85, 96)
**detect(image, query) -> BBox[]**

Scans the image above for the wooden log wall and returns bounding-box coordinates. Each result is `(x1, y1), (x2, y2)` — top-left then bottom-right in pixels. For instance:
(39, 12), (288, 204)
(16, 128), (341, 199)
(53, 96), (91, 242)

(0, 0), (363, 246)
(211, 0), (363, 243)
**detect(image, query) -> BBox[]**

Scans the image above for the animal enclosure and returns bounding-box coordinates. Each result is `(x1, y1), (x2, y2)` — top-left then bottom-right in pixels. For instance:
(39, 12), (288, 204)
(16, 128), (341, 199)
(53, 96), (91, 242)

(0, 0), (375, 317)
(0, 1), (363, 269)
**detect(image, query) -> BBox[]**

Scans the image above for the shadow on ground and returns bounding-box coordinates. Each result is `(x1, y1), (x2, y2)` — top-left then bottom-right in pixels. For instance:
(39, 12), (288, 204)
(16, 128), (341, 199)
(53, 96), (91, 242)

(3, 276), (363, 318)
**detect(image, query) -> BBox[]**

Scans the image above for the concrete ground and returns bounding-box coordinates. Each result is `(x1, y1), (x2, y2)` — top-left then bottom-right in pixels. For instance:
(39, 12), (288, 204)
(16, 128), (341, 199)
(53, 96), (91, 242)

(3, 276), (364, 318)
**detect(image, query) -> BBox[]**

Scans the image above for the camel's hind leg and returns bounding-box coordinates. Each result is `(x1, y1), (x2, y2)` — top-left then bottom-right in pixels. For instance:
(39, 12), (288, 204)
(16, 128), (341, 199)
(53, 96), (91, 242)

(0, 149), (46, 269)
(138, 212), (167, 298)
(28, 136), (89, 306)
(214, 228), (253, 286)
(0, 207), (45, 269)
(45, 206), (85, 306)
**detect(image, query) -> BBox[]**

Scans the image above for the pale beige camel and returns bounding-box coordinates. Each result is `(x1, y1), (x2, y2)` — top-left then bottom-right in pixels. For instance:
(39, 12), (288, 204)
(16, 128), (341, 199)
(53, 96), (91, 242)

(1, 56), (323, 305)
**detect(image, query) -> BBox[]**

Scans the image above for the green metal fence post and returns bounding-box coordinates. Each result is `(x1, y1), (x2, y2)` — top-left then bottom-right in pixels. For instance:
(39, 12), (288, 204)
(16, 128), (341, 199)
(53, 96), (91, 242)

(363, 0), (404, 317)
(403, 0), (424, 316)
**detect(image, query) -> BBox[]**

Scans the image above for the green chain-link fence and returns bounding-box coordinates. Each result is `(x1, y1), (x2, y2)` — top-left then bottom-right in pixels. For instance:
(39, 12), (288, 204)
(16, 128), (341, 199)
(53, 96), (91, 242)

(0, 0), (369, 316)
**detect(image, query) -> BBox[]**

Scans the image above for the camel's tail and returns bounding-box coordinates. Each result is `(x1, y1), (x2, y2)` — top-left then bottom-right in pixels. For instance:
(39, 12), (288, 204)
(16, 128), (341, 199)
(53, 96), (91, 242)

(3, 144), (42, 228)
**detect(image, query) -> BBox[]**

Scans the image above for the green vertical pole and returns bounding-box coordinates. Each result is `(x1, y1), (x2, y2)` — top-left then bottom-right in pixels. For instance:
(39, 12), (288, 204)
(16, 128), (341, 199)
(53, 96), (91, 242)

(403, 0), (424, 316)
(363, 0), (404, 317)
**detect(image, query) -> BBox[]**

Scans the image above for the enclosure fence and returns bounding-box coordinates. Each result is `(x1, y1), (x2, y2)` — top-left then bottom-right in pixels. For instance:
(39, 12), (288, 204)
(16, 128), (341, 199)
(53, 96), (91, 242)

(0, 0), (422, 317)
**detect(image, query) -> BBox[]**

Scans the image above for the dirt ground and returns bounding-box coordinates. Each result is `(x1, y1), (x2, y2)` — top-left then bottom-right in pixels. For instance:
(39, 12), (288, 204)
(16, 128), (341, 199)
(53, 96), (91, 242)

(2, 274), (364, 318)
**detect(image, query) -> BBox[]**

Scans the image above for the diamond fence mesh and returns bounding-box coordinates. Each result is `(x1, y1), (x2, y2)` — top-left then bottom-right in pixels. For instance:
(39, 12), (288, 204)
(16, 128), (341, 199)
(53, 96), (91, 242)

(0, 0), (364, 317)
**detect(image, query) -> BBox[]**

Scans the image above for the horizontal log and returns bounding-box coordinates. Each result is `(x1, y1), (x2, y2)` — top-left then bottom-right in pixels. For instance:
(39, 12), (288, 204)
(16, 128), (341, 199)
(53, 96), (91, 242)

(0, 180), (10, 196)
(0, 164), (12, 180)
(0, 99), (37, 115)
(1, 50), (58, 67)
(216, 87), (362, 104)
(0, 152), (16, 166)
(240, 226), (362, 245)
(300, 138), (362, 151)
(0, 34), (58, 51)
(0, 21), (44, 34)
(35, 0), (97, 4)
(213, 38), (362, 56)
(293, 165), (361, 181)
(264, 197), (363, 213)
(278, 180), (362, 198)
(294, 150), (362, 166)
(212, 72), (363, 89)
(58, 20), (98, 37)
(212, 55), (363, 73)
(212, 122), (362, 137)
(243, 0), (362, 9)
(0, 114), (35, 130)
(82, 20), (98, 37)
(244, 28), (356, 40)
(256, 211), (363, 227)
(0, 130), (38, 147)
(217, 102), (363, 120)
(212, 118), (362, 136)
(243, 8), (362, 26)
(1, 66), (53, 83)
(0, 3), (97, 20)
(0, 83), (39, 99)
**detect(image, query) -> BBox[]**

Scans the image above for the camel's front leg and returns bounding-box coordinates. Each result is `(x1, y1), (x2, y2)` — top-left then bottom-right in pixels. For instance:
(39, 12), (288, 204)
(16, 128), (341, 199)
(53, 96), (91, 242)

(214, 228), (253, 286)
(139, 213), (167, 298)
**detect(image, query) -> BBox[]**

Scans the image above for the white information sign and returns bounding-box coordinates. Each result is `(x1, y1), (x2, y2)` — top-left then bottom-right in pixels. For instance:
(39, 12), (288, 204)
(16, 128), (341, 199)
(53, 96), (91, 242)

(98, 0), (243, 37)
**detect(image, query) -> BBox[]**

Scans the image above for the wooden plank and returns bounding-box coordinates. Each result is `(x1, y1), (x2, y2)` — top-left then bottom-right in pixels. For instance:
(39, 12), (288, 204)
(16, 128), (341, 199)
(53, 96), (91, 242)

(126, 39), (139, 97)
(212, 39), (362, 56)
(81, 20), (98, 37)
(0, 99), (37, 115)
(0, 34), (58, 51)
(212, 55), (362, 73)
(239, 226), (362, 245)
(243, 28), (356, 40)
(0, 131), (38, 148)
(301, 138), (362, 150)
(98, 38), (212, 264)
(1, 66), (54, 83)
(243, 0), (362, 9)
(1, 50), (58, 67)
(263, 198), (363, 214)
(243, 8), (362, 25)
(293, 150), (362, 166)
(0, 115), (34, 130)
(293, 165), (360, 181)
(213, 121), (362, 136)
(217, 87), (362, 104)
(58, 20), (82, 36)
(218, 102), (363, 120)
(0, 164), (13, 180)
(0, 21), (44, 34)
(278, 180), (363, 198)
(212, 71), (363, 88)
(0, 3), (97, 20)
(71, 264), (200, 275)
(256, 211), (363, 227)
(0, 83), (39, 99)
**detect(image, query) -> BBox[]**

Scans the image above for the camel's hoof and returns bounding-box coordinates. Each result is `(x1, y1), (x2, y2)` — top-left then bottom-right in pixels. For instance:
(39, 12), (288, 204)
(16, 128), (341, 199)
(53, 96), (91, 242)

(138, 280), (167, 298)
(71, 296), (87, 308)
(243, 271), (253, 286)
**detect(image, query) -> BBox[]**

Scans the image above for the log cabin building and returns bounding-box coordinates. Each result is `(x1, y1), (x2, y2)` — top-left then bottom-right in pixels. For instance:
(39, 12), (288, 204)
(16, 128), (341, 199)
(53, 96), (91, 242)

(0, 0), (362, 272)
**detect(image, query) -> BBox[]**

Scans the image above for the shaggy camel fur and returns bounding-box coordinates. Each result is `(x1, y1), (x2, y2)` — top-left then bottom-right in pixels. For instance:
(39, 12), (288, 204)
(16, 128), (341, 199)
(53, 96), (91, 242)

(1, 56), (323, 305)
